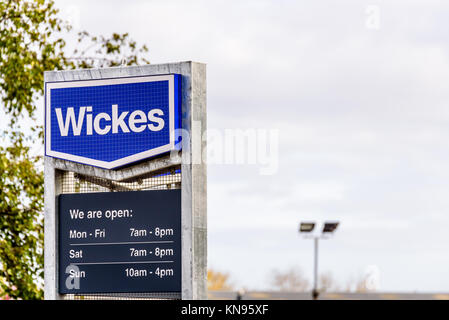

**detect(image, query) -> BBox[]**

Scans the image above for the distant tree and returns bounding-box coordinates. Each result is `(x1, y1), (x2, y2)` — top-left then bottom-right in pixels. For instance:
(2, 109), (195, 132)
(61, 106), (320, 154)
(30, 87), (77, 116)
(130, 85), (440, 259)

(207, 269), (234, 291)
(355, 278), (369, 293)
(344, 273), (378, 293)
(270, 267), (310, 292)
(319, 271), (340, 292)
(354, 273), (379, 293)
(0, 0), (148, 299)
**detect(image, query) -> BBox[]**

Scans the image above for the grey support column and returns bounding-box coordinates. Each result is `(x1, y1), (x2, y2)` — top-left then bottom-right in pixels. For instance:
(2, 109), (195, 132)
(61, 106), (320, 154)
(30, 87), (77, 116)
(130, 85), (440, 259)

(181, 62), (207, 300)
(44, 158), (63, 300)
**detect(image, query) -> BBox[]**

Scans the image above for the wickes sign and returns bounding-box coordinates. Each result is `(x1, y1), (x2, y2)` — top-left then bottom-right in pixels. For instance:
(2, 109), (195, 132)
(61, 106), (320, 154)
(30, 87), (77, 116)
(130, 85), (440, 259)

(45, 74), (181, 169)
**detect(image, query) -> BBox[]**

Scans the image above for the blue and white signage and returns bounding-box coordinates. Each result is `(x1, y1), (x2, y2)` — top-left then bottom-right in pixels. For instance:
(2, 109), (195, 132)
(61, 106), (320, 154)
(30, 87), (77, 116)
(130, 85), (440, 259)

(45, 74), (181, 169)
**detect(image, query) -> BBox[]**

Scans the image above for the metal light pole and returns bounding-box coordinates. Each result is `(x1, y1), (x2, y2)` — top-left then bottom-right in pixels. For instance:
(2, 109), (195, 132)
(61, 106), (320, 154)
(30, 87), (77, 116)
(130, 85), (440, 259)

(312, 237), (319, 300)
(299, 221), (339, 300)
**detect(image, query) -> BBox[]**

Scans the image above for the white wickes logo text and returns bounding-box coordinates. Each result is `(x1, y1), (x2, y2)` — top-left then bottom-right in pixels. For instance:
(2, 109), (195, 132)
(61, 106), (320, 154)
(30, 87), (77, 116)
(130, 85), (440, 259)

(55, 104), (165, 136)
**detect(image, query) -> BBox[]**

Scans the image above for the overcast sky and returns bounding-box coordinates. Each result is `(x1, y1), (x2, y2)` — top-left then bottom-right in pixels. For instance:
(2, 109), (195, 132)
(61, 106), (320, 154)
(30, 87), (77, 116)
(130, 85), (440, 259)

(54, 0), (449, 292)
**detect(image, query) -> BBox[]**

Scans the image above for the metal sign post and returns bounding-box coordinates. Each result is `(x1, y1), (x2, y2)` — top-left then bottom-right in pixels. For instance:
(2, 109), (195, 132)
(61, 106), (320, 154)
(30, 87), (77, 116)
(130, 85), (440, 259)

(44, 62), (207, 300)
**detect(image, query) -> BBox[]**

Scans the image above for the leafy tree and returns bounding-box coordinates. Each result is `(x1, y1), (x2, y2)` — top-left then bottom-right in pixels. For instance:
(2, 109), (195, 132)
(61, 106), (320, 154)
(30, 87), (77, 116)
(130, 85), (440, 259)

(0, 0), (149, 299)
(0, 132), (44, 299)
(207, 269), (234, 291)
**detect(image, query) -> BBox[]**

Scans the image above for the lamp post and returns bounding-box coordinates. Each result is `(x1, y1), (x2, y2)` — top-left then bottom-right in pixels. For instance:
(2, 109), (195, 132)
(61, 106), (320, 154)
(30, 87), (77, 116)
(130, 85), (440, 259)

(299, 221), (339, 300)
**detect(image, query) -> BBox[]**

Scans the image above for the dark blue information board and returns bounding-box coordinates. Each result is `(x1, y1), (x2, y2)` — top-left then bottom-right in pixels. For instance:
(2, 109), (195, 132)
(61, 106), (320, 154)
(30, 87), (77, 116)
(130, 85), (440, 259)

(58, 190), (181, 294)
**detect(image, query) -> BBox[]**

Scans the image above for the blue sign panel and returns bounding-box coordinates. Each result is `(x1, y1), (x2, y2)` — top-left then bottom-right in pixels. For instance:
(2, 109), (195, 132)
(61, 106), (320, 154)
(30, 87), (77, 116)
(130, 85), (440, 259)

(58, 190), (181, 294)
(45, 75), (181, 169)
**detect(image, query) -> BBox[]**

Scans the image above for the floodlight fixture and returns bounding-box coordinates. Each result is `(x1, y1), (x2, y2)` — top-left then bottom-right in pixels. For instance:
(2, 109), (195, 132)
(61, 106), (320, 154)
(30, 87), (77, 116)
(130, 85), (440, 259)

(322, 221), (339, 234)
(299, 222), (315, 233)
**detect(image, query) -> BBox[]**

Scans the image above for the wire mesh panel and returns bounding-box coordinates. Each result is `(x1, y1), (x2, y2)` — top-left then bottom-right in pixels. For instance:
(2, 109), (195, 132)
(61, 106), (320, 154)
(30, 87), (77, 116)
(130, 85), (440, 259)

(58, 165), (181, 300)
(59, 167), (181, 194)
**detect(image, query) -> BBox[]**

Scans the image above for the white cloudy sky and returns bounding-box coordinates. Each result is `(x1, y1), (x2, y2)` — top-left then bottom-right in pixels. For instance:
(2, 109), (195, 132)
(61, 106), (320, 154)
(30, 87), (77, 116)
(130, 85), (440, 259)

(53, 0), (449, 292)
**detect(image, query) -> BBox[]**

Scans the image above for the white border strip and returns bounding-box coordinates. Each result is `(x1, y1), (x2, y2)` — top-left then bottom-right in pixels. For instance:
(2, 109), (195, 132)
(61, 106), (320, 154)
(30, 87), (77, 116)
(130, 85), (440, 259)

(45, 75), (175, 169)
